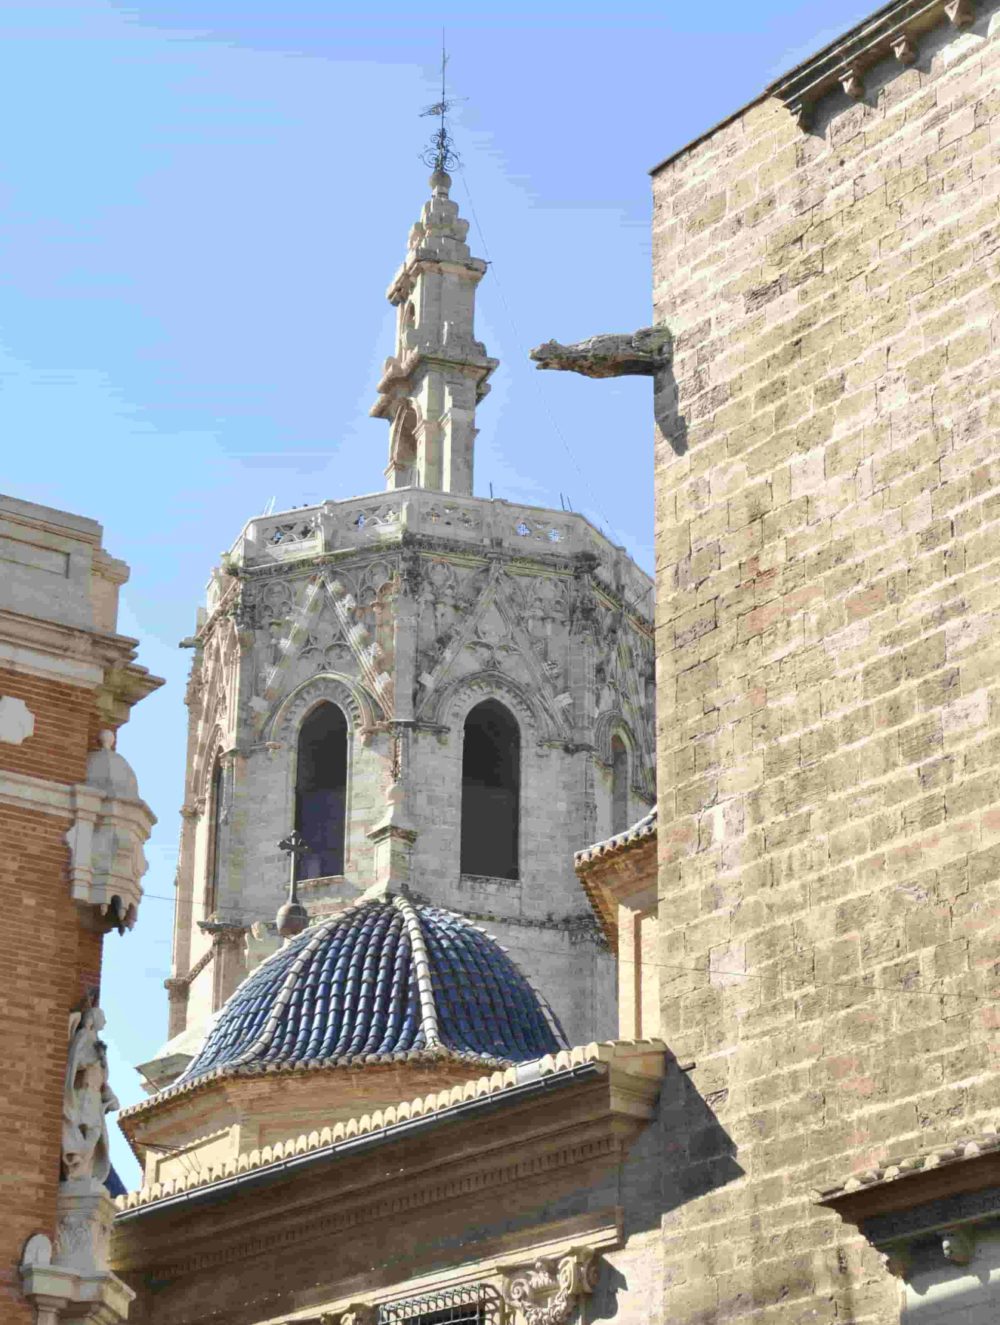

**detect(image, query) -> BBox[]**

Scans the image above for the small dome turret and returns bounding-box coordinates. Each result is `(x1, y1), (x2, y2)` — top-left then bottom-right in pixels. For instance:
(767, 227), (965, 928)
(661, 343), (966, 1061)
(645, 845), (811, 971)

(86, 729), (139, 800)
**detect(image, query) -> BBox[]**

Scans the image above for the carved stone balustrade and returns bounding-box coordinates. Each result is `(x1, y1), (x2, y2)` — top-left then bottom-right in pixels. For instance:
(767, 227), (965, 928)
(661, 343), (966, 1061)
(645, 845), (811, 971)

(226, 490), (652, 618)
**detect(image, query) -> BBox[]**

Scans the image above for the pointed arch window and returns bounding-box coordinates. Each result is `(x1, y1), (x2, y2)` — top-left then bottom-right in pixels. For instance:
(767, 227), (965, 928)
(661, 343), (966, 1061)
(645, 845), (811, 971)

(206, 758), (225, 915)
(461, 699), (519, 880)
(295, 704), (348, 880)
(611, 734), (629, 835)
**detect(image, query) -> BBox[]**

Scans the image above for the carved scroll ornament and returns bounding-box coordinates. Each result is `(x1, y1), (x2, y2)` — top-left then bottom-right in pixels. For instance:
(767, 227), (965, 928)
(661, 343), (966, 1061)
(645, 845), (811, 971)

(321, 1303), (378, 1325)
(502, 1248), (600, 1325)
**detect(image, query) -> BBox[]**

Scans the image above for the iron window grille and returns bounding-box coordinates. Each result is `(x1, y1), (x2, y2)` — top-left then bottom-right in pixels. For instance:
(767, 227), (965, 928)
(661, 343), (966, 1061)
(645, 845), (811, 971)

(379, 1284), (503, 1325)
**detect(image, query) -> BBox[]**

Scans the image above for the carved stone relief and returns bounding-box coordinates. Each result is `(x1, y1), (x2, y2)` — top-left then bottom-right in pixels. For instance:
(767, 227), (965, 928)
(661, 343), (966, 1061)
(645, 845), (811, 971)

(267, 674), (380, 747)
(501, 1248), (600, 1325)
(64, 732), (154, 929)
(323, 1302), (379, 1325)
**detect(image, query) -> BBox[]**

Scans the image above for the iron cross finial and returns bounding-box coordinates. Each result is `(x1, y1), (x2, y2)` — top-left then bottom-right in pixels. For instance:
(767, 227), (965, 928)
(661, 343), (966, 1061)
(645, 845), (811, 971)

(276, 831), (310, 938)
(277, 830), (309, 859)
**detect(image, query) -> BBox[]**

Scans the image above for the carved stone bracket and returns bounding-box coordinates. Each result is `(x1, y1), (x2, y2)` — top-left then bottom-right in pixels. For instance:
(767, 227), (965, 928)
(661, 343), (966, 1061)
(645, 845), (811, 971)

(879, 1246), (912, 1279)
(64, 732), (156, 932)
(20, 1189), (135, 1325)
(768, 0), (980, 128)
(941, 1227), (976, 1265)
(501, 1248), (600, 1325)
(322, 1303), (379, 1325)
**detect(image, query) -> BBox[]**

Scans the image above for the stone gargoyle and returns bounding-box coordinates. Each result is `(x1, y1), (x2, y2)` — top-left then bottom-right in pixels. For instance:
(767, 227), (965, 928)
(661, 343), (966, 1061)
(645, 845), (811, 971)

(530, 325), (671, 378)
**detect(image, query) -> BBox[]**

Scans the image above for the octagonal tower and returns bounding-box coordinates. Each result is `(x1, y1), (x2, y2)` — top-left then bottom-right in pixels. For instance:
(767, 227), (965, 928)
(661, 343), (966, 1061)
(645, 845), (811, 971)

(148, 171), (654, 1088)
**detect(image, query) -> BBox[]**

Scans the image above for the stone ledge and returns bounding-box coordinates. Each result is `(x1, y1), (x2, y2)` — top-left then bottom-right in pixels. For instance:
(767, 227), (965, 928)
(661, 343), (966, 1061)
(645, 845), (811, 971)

(767, 0), (978, 126)
(115, 1039), (666, 1213)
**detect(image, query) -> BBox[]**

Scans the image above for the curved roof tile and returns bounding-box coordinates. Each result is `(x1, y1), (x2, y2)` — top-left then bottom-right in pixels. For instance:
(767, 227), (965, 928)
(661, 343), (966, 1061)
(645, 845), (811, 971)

(180, 895), (564, 1084)
(574, 805), (657, 870)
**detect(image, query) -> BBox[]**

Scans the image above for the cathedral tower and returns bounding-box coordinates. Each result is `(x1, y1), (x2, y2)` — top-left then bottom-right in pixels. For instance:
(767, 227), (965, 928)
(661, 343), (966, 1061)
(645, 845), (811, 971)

(144, 169), (654, 1089)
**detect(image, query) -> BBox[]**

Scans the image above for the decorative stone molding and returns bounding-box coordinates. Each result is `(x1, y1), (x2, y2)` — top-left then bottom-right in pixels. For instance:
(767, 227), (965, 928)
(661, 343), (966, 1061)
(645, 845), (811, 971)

(768, 0), (980, 128)
(64, 732), (156, 931)
(266, 672), (381, 746)
(592, 711), (632, 768)
(165, 944), (214, 992)
(55, 1182), (115, 1275)
(0, 693), (35, 743)
(20, 1212), (135, 1325)
(0, 745), (154, 931)
(115, 1039), (666, 1208)
(425, 667), (565, 744)
(817, 1124), (1000, 1281)
(945, 0), (975, 24)
(323, 1302), (379, 1325)
(501, 1248), (600, 1325)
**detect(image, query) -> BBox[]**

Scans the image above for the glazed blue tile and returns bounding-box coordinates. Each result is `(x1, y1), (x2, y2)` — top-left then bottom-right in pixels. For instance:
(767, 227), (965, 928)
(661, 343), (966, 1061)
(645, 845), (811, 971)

(179, 896), (566, 1086)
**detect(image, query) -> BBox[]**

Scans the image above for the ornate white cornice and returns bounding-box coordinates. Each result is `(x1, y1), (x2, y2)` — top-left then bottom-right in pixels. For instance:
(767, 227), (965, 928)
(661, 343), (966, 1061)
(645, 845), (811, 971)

(0, 607), (162, 718)
(0, 762), (155, 929)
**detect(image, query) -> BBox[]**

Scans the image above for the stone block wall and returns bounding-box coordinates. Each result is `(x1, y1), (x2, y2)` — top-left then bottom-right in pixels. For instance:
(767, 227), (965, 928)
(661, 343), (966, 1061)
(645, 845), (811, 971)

(652, 6), (1000, 1320)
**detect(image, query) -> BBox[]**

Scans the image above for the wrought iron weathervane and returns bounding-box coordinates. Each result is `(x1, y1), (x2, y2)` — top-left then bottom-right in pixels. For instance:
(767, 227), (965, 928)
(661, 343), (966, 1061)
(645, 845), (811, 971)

(420, 34), (464, 173)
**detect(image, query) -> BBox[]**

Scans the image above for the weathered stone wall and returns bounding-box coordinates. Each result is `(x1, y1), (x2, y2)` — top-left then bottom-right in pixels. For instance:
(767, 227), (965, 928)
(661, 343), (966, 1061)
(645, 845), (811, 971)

(652, 6), (1000, 1320)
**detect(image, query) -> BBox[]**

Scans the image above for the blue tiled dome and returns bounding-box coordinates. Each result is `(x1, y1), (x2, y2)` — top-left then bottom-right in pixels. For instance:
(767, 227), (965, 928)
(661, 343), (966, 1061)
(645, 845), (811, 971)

(181, 894), (565, 1083)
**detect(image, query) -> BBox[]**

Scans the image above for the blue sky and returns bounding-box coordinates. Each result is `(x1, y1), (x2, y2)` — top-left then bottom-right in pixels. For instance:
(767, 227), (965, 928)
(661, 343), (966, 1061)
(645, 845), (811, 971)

(0, 0), (873, 1184)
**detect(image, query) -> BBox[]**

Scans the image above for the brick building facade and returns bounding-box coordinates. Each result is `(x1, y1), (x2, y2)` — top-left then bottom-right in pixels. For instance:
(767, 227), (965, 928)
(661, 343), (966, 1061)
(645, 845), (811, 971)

(0, 495), (159, 1325)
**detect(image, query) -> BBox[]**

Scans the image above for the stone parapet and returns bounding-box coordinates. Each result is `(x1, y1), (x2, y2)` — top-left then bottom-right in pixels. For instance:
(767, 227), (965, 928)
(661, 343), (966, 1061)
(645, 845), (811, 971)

(224, 489), (652, 615)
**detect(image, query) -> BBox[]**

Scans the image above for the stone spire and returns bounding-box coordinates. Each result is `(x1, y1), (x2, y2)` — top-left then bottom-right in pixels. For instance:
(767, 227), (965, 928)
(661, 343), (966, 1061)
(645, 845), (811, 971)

(371, 169), (497, 495)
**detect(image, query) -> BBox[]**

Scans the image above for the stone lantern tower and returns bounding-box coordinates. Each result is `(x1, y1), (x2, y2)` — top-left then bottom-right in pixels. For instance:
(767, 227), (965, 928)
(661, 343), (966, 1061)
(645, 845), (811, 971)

(371, 166), (498, 495)
(142, 170), (654, 1090)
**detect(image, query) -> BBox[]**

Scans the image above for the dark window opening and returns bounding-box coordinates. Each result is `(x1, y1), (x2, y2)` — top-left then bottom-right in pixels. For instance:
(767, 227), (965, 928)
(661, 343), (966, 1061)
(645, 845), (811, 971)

(295, 704), (347, 880)
(611, 734), (629, 835)
(207, 759), (224, 914)
(461, 699), (519, 880)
